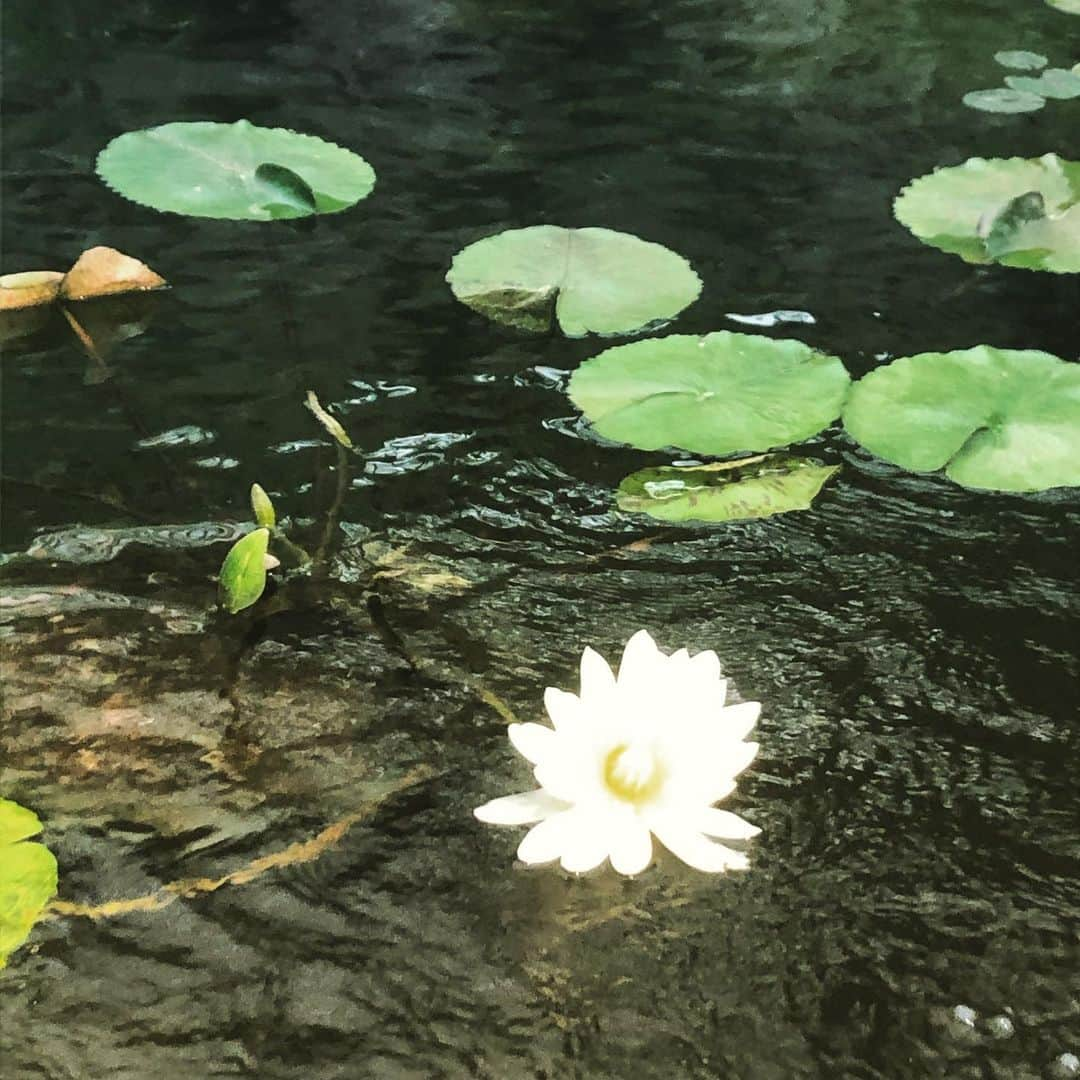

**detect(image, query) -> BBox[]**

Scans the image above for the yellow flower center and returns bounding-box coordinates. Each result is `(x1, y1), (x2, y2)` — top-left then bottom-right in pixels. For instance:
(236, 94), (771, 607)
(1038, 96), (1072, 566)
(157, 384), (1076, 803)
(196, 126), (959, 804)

(602, 743), (664, 804)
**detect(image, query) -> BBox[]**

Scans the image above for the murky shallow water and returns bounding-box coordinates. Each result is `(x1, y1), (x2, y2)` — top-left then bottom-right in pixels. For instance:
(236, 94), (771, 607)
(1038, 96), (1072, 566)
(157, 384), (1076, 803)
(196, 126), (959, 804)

(2, 1), (1079, 1077)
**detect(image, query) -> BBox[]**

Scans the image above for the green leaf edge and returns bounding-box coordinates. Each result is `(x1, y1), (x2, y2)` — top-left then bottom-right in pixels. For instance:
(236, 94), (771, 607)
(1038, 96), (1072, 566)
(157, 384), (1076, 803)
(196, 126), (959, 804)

(95, 120), (376, 221)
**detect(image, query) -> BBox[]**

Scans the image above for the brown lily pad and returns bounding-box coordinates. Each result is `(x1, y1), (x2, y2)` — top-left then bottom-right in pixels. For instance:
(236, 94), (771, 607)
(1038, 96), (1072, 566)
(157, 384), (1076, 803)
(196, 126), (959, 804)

(0, 270), (65, 311)
(59, 246), (167, 302)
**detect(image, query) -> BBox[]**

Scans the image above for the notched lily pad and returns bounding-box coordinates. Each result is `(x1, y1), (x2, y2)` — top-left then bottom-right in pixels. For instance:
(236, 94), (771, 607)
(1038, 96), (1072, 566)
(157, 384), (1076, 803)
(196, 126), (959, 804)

(616, 456), (840, 524)
(894, 153), (1080, 271)
(97, 120), (375, 221)
(446, 225), (702, 337)
(0, 799), (59, 969)
(568, 331), (851, 456)
(842, 346), (1080, 492)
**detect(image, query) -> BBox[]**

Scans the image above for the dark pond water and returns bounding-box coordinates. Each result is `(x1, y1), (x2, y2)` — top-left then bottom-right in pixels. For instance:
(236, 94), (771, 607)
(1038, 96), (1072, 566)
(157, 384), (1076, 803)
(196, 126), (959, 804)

(2, 1), (1079, 1077)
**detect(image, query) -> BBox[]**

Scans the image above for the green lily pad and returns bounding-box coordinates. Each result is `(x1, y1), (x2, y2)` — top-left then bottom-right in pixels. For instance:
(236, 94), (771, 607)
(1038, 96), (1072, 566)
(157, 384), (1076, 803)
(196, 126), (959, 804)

(1005, 68), (1080, 98)
(97, 120), (375, 221)
(0, 799), (58, 969)
(962, 88), (1046, 114)
(993, 50), (1048, 70)
(842, 346), (1080, 492)
(894, 154), (1080, 271)
(616, 455), (840, 524)
(446, 226), (701, 336)
(1046, 0), (1080, 13)
(568, 331), (851, 455)
(219, 527), (270, 613)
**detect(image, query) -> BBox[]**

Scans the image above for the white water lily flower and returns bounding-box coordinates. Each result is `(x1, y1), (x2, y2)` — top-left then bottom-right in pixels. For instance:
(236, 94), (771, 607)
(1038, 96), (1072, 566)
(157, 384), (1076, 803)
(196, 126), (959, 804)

(474, 629), (761, 875)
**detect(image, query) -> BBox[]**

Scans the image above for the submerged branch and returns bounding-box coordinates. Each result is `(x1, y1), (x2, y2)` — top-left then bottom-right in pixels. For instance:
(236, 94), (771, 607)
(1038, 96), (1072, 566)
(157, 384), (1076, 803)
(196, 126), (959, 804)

(47, 766), (434, 922)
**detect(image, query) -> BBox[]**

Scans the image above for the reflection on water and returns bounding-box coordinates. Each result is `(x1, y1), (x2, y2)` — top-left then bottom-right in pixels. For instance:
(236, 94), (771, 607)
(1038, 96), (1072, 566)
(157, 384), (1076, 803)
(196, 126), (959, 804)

(2, 0), (1078, 1076)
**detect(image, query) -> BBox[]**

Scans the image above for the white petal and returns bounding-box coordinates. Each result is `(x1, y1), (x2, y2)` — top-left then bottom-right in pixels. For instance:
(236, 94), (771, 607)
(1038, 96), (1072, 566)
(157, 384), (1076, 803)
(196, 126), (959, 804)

(474, 789), (569, 825)
(617, 629), (664, 689)
(695, 776), (737, 806)
(608, 818), (653, 876)
(724, 740), (759, 777)
(689, 648), (722, 683)
(517, 811), (576, 865)
(719, 701), (760, 740)
(690, 737), (758, 781)
(558, 817), (611, 873)
(507, 722), (557, 764)
(579, 646), (616, 701)
(533, 760), (586, 802)
(651, 817), (750, 873)
(695, 806), (761, 840)
(544, 686), (584, 732)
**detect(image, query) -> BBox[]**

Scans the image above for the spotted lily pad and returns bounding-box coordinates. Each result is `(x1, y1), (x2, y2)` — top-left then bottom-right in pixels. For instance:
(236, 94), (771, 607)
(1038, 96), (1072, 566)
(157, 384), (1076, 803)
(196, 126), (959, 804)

(568, 331), (851, 455)
(616, 456), (840, 524)
(446, 226), (701, 336)
(97, 120), (375, 221)
(894, 154), (1080, 271)
(0, 799), (58, 968)
(842, 346), (1080, 492)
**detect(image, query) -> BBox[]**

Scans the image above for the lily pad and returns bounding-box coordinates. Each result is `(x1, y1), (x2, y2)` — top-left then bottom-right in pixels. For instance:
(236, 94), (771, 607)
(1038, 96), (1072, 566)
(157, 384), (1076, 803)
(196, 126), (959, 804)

(446, 226), (702, 336)
(97, 120), (375, 221)
(1046, 0), (1080, 13)
(842, 346), (1080, 492)
(568, 331), (851, 455)
(962, 88), (1046, 114)
(616, 456), (840, 524)
(894, 154), (1080, 271)
(0, 799), (59, 969)
(1005, 68), (1080, 98)
(993, 50), (1048, 71)
(219, 527), (270, 613)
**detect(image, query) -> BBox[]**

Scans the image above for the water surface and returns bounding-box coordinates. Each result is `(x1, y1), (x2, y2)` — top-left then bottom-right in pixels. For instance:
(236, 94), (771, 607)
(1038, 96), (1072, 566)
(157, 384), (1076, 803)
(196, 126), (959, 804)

(2, 1), (1078, 1077)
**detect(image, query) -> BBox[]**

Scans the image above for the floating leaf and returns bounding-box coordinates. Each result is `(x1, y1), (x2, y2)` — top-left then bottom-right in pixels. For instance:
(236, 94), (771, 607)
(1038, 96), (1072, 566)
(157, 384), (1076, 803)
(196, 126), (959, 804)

(59, 246), (167, 301)
(1004, 68), (1080, 98)
(1046, 0), (1080, 14)
(304, 390), (354, 448)
(219, 527), (270, 613)
(0, 270), (64, 310)
(994, 50), (1048, 70)
(97, 120), (375, 221)
(446, 226), (701, 336)
(0, 799), (58, 969)
(568, 331), (851, 455)
(616, 456), (840, 524)
(250, 483), (276, 530)
(842, 346), (1080, 492)
(962, 88), (1045, 114)
(894, 154), (1080, 271)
